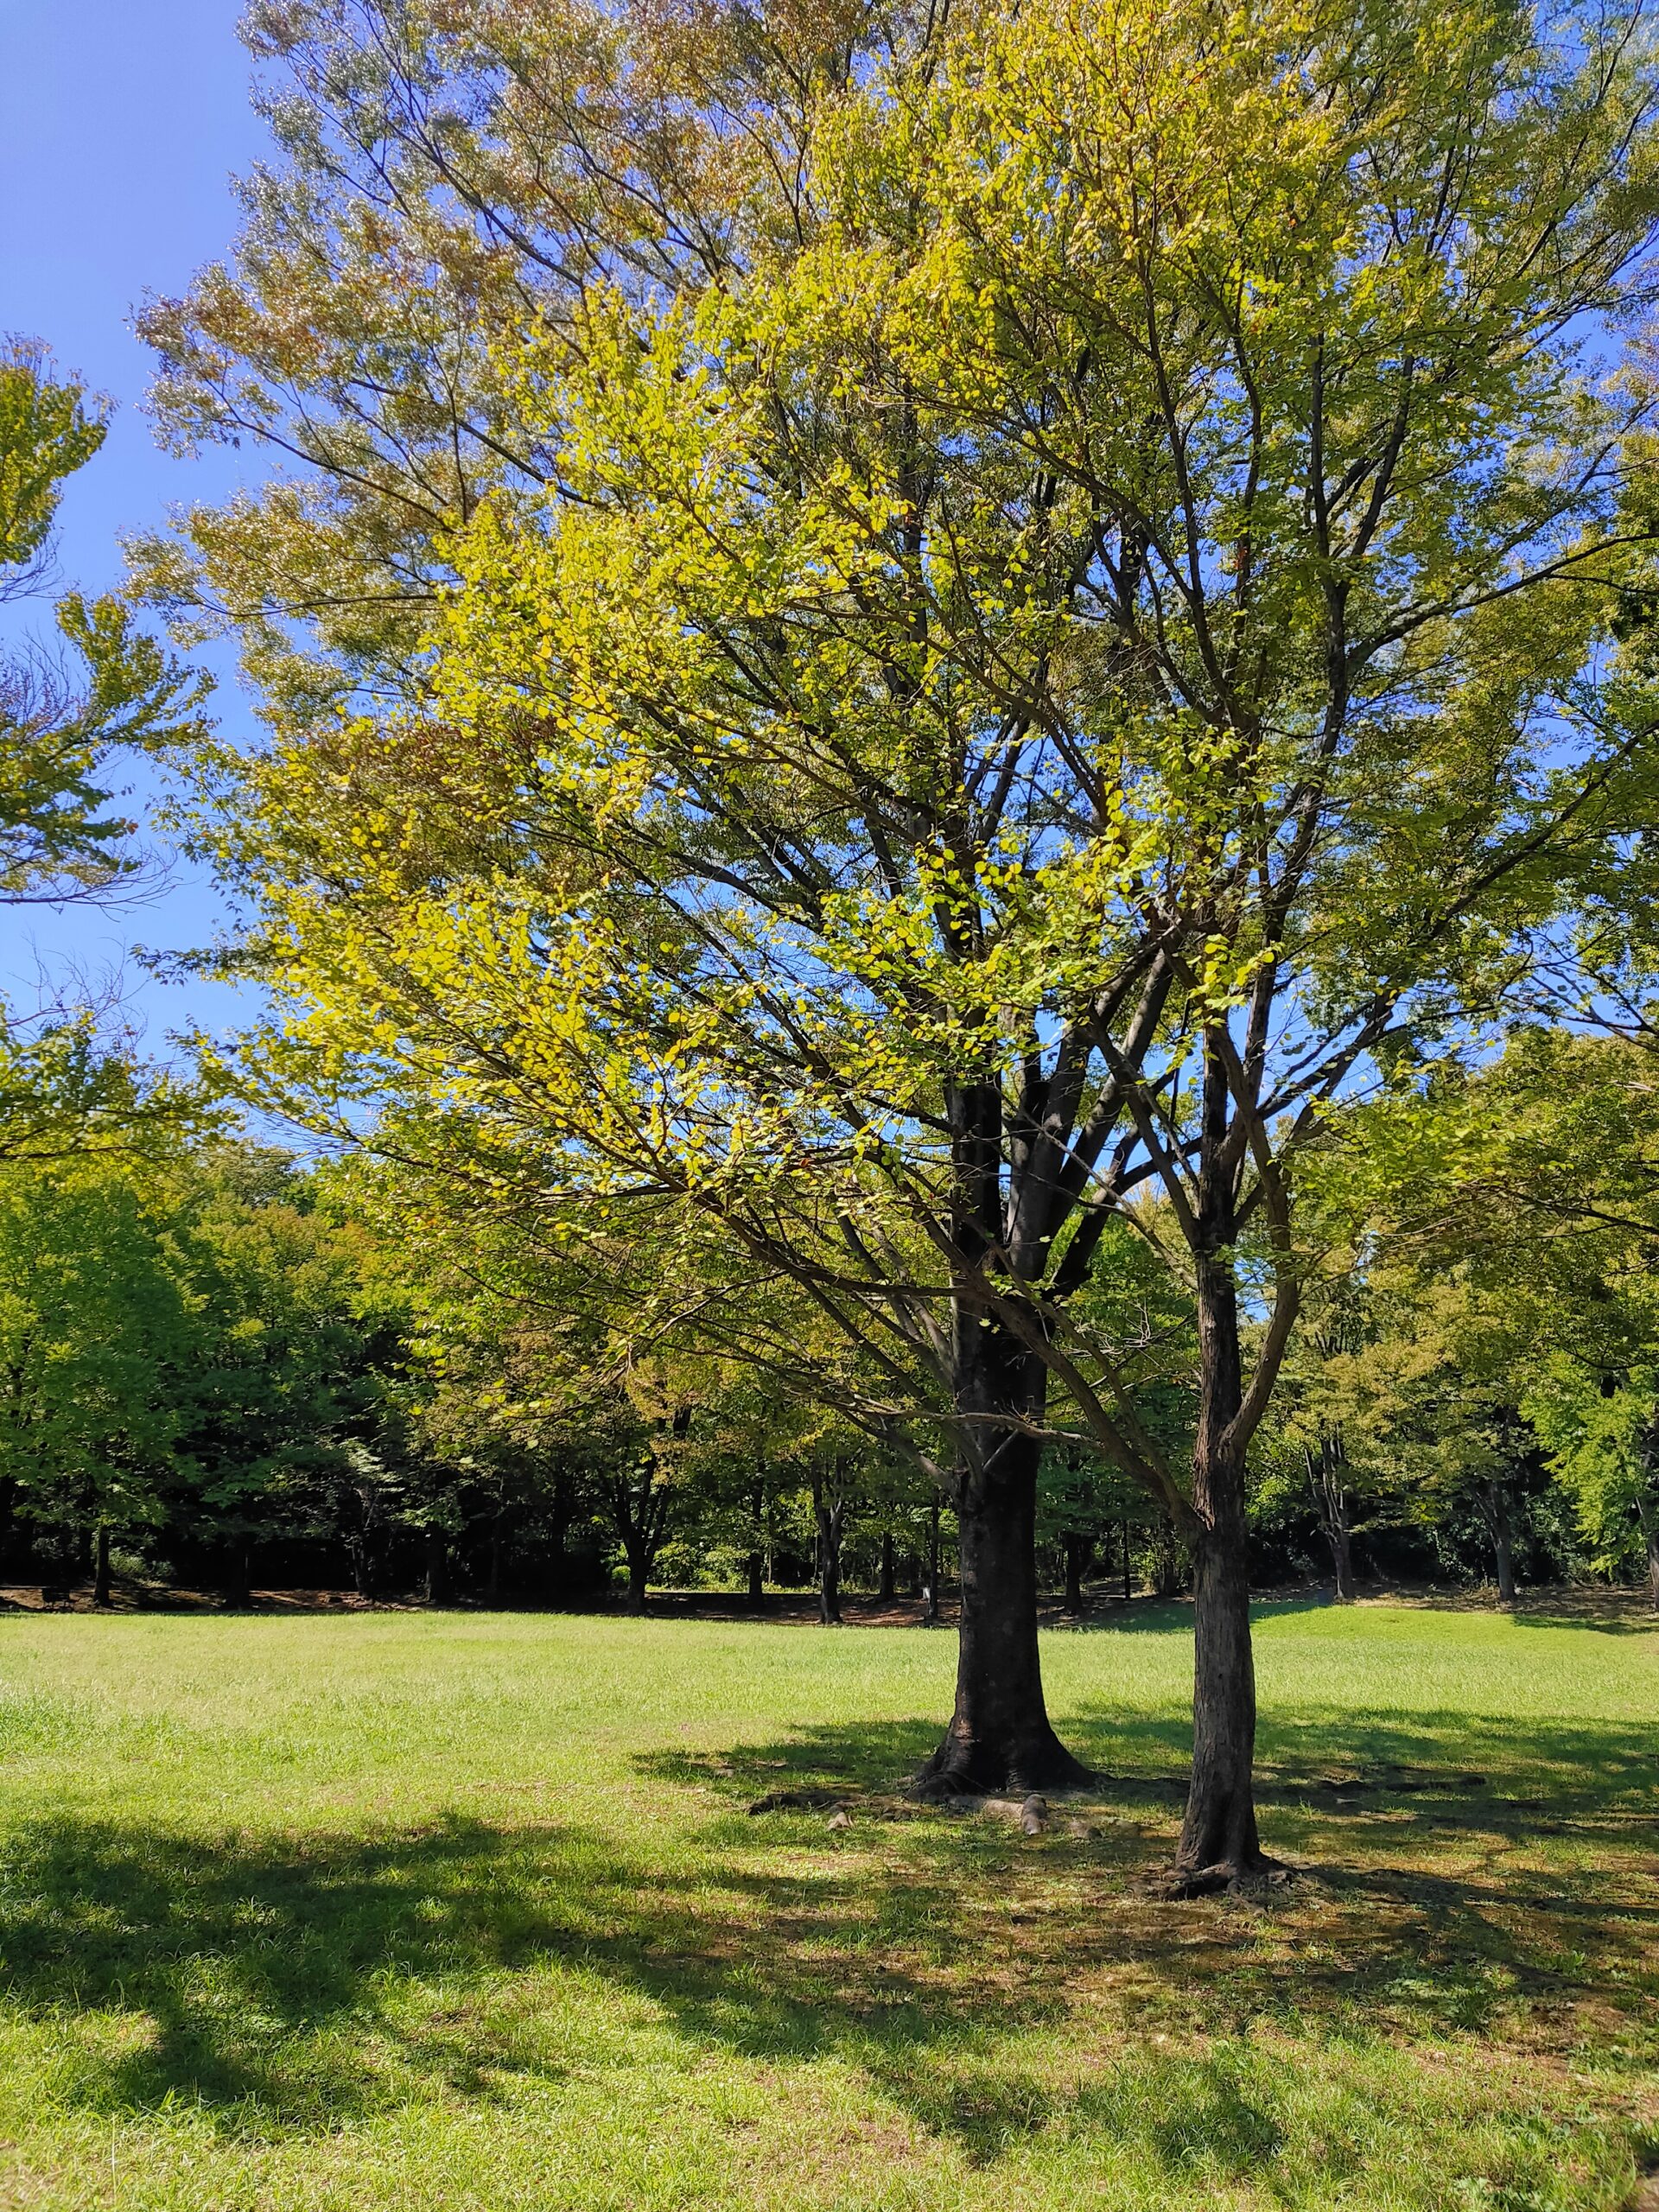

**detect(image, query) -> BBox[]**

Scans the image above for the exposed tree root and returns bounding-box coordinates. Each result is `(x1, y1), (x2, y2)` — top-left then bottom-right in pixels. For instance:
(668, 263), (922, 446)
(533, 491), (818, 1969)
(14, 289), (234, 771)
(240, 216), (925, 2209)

(1145, 1855), (1294, 1900)
(909, 1729), (1096, 1802)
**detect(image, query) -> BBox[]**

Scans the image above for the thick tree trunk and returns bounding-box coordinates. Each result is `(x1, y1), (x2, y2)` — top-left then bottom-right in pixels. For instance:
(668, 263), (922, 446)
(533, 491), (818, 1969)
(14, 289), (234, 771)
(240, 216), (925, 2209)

(914, 1431), (1093, 1797)
(92, 1525), (111, 1609)
(1174, 1109), (1268, 1886)
(1177, 1514), (1262, 1877)
(878, 1531), (897, 1603)
(1063, 1531), (1089, 1616)
(624, 1548), (649, 1615)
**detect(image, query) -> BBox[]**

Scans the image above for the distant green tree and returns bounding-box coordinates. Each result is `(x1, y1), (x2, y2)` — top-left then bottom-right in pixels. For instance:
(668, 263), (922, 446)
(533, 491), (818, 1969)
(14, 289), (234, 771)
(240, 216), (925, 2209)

(164, 1147), (401, 1599)
(1332, 1029), (1659, 1605)
(0, 340), (211, 1163)
(0, 1159), (194, 1597)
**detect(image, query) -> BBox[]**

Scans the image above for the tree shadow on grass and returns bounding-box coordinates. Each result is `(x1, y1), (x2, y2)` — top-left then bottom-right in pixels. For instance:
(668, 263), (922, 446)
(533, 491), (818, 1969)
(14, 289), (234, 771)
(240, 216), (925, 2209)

(1, 1697), (1655, 2175)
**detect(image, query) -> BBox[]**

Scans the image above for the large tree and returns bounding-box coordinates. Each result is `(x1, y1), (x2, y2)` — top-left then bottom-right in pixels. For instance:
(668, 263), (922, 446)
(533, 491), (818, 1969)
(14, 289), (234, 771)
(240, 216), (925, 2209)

(154, 0), (1659, 1875)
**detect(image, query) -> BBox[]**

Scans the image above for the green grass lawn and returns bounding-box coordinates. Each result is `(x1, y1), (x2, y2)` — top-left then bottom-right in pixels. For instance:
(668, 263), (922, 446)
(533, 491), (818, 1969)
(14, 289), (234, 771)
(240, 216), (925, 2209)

(0, 1600), (1654, 2210)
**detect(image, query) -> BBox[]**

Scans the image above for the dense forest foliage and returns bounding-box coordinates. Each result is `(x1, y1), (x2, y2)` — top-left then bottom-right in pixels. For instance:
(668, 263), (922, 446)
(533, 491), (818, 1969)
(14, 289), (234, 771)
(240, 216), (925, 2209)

(2, 1102), (1654, 1611)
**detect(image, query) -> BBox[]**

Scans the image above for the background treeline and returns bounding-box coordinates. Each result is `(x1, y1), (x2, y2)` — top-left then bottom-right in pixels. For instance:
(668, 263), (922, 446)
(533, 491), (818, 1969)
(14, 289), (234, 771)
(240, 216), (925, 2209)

(6, 1020), (1655, 1611)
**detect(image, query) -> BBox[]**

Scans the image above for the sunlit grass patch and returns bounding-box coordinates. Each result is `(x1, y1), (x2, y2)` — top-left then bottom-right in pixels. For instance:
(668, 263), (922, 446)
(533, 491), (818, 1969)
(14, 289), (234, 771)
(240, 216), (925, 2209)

(0, 1604), (1654, 2208)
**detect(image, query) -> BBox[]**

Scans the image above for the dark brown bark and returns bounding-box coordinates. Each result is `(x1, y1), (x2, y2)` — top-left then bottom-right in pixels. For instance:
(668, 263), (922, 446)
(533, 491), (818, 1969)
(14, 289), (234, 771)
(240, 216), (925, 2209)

(1174, 1040), (1267, 1882)
(1063, 1531), (1089, 1616)
(908, 1067), (1091, 1788)
(878, 1531), (897, 1602)
(92, 1525), (111, 1609)
(914, 1427), (1093, 1797)
(1179, 1518), (1261, 1875)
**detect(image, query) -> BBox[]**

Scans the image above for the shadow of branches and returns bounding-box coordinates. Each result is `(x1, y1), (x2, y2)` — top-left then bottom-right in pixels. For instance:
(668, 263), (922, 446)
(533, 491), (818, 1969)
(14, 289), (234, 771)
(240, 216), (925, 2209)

(0, 1700), (1653, 2164)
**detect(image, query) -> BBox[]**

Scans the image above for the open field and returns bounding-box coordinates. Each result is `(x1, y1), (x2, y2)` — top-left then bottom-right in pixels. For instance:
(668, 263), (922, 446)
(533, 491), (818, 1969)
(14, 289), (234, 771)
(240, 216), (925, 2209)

(0, 1602), (1654, 2210)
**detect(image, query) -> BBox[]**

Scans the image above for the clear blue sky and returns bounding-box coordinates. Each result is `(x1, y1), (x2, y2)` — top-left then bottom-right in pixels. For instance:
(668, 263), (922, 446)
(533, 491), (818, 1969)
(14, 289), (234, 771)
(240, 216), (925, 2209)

(0, 0), (270, 1051)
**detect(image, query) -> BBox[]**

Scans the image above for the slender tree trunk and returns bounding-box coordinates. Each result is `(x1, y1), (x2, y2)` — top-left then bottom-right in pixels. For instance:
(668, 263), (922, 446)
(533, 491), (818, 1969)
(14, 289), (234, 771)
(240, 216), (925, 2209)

(878, 1531), (897, 1603)
(486, 1508), (505, 1603)
(548, 1473), (571, 1598)
(1307, 1443), (1356, 1600)
(92, 1525), (111, 1609)
(1150, 1514), (1185, 1597)
(76, 1523), (93, 1580)
(914, 1427), (1093, 1796)
(226, 1543), (252, 1608)
(922, 1497), (941, 1625)
(1484, 1481), (1517, 1605)
(1063, 1531), (1089, 1617)
(1175, 1094), (1267, 1883)
(1122, 1519), (1133, 1601)
(747, 1475), (766, 1607)
(1637, 1493), (1659, 1612)
(608, 1461), (670, 1616)
(425, 1528), (449, 1605)
(814, 1480), (844, 1625)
